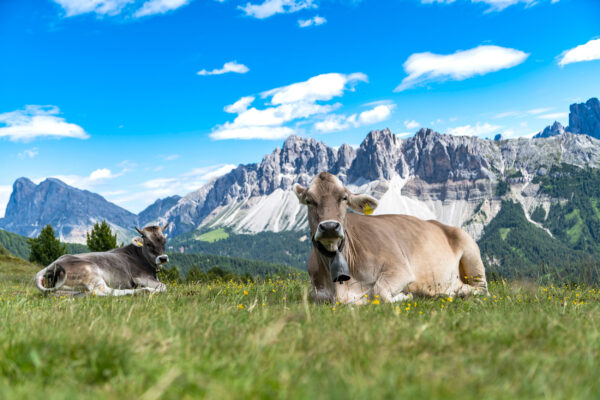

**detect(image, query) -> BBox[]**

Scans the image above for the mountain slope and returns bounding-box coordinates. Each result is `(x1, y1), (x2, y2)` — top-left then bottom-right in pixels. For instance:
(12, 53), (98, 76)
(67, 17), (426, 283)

(0, 178), (137, 243)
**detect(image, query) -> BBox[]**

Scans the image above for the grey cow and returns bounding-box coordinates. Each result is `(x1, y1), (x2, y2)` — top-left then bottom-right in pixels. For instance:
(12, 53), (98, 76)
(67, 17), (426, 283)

(34, 225), (170, 296)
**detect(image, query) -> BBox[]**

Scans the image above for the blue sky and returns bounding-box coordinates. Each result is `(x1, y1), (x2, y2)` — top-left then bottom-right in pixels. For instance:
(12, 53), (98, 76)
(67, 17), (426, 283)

(1, 0), (599, 215)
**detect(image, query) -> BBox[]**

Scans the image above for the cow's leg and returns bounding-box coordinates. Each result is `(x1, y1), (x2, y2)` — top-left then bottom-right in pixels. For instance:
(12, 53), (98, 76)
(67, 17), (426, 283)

(458, 242), (488, 295)
(373, 266), (415, 303)
(133, 276), (167, 292)
(87, 277), (153, 296)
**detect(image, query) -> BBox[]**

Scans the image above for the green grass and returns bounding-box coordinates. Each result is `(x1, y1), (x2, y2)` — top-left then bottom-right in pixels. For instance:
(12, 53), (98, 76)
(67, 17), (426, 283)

(499, 227), (511, 240)
(195, 228), (230, 243)
(2, 258), (600, 399)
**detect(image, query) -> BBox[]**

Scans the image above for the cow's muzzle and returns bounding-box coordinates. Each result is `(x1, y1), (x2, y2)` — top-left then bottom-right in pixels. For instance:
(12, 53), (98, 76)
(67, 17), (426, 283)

(314, 220), (344, 252)
(155, 255), (169, 266)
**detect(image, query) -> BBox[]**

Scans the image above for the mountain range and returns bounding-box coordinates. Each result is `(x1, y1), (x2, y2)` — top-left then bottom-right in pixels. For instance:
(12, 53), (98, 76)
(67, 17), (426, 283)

(2, 97), (599, 263)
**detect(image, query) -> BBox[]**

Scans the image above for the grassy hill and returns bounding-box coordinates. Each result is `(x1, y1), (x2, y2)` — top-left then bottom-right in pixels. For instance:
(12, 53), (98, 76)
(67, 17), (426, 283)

(0, 244), (38, 284)
(0, 228), (89, 260)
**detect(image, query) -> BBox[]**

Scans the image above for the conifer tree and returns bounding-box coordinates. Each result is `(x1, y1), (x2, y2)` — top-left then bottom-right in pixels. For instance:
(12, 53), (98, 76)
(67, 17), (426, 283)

(28, 225), (67, 265)
(86, 220), (118, 252)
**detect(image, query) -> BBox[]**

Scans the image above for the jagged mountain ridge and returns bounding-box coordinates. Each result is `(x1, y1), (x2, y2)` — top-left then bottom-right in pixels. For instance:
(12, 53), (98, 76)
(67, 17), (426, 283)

(162, 128), (600, 239)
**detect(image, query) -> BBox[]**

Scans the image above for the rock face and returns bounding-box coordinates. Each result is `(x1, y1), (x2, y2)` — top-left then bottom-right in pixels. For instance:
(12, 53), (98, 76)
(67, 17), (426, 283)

(534, 121), (566, 139)
(160, 127), (600, 239)
(569, 97), (600, 139)
(0, 178), (138, 243)
(138, 195), (181, 227)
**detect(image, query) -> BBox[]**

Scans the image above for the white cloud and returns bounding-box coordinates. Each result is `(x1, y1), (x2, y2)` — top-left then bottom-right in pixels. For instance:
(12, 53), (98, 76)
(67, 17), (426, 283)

(47, 168), (124, 190)
(358, 105), (393, 125)
(0, 105), (89, 142)
(447, 122), (501, 137)
(239, 0), (315, 19)
(494, 107), (553, 119)
(212, 72), (367, 140)
(298, 15), (326, 27)
(111, 164), (236, 211)
(471, 0), (536, 12)
(558, 38), (600, 67)
(198, 61), (249, 76)
(53, 0), (190, 18)
(422, 0), (557, 12)
(0, 186), (11, 218)
(537, 112), (568, 120)
(53, 0), (134, 17)
(134, 0), (190, 17)
(404, 119), (420, 129)
(395, 45), (529, 92)
(314, 104), (395, 133)
(211, 126), (295, 140)
(225, 96), (255, 114)
(263, 72), (367, 105)
(527, 107), (553, 115)
(17, 148), (39, 159)
(162, 154), (180, 161)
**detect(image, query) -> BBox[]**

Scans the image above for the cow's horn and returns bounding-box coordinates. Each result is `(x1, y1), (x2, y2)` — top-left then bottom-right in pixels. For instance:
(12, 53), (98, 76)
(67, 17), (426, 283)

(135, 226), (144, 236)
(161, 222), (170, 232)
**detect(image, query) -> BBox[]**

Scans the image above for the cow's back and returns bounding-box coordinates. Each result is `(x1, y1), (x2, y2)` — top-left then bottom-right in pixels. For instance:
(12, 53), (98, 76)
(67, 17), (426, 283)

(346, 213), (466, 293)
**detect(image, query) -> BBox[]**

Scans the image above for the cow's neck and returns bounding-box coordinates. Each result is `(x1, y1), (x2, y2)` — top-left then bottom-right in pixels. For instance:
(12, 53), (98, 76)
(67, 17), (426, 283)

(119, 244), (158, 275)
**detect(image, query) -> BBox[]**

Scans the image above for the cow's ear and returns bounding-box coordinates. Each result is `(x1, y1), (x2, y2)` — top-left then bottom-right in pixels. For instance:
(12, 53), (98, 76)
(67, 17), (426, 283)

(348, 193), (378, 215)
(132, 236), (144, 247)
(294, 184), (308, 205)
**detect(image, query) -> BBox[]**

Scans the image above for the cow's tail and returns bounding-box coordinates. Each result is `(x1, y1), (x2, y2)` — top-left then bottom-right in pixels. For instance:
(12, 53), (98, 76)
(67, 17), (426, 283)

(35, 264), (67, 293)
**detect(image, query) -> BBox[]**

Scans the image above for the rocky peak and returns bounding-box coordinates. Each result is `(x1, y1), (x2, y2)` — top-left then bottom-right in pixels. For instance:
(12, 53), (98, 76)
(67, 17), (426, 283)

(0, 177), (138, 242)
(138, 195), (182, 226)
(347, 128), (404, 181)
(404, 129), (495, 183)
(534, 121), (566, 139)
(569, 97), (600, 139)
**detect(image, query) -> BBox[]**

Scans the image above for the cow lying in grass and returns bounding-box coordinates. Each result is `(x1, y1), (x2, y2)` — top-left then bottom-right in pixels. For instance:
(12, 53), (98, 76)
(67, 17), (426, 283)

(35, 225), (169, 296)
(294, 172), (488, 304)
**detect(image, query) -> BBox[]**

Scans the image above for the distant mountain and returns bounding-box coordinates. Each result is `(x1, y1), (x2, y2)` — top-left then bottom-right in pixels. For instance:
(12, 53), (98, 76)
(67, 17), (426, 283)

(138, 195), (181, 226)
(533, 121), (566, 139)
(533, 97), (599, 139)
(569, 97), (600, 139)
(0, 178), (138, 243)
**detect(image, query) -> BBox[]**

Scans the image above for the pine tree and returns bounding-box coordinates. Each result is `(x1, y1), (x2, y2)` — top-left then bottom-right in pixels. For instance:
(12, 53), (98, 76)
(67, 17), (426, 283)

(28, 225), (67, 265)
(86, 220), (118, 252)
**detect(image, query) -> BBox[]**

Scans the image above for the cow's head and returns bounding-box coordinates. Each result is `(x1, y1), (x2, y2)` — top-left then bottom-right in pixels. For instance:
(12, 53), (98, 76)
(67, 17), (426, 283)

(132, 224), (170, 268)
(294, 172), (378, 252)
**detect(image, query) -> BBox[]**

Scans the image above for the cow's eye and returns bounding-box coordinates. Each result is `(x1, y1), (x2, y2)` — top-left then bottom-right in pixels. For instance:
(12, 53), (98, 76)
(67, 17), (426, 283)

(305, 199), (313, 205)
(342, 196), (348, 202)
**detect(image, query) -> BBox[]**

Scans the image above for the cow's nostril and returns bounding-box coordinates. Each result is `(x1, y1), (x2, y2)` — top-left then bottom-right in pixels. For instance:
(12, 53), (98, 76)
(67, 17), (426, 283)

(319, 221), (340, 232)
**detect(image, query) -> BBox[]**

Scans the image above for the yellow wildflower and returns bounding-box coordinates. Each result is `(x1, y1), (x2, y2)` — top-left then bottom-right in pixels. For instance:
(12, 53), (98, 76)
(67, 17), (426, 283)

(372, 299), (380, 305)
(238, 304), (244, 309)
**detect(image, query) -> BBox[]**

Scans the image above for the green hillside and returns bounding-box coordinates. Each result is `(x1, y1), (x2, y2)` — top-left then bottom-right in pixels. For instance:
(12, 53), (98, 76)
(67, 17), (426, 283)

(0, 229), (88, 260)
(170, 228), (311, 270)
(0, 244), (38, 283)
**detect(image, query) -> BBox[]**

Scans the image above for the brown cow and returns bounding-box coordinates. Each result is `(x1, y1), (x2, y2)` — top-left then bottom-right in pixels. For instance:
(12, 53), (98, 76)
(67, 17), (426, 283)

(294, 172), (488, 304)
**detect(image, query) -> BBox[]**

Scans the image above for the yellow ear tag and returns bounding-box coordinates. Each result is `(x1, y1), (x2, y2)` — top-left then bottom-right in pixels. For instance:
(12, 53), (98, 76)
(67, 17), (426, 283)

(364, 204), (373, 215)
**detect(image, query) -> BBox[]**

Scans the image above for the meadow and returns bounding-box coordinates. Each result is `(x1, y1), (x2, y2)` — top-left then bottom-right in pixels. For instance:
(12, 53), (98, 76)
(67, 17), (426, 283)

(1, 258), (600, 400)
